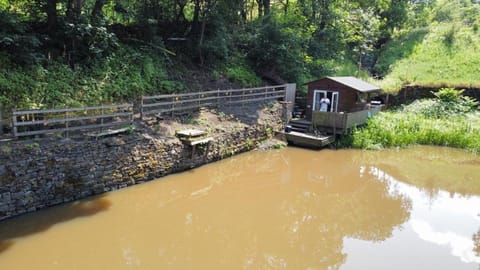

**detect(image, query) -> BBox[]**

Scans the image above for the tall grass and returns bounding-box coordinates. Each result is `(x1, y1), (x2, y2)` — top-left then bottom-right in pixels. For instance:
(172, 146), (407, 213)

(352, 112), (480, 153)
(376, 0), (480, 93)
(351, 89), (480, 153)
(378, 23), (480, 93)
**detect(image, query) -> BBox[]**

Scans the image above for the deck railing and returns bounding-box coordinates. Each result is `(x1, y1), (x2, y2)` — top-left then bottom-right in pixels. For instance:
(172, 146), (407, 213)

(140, 85), (288, 119)
(12, 104), (134, 138)
(311, 107), (382, 133)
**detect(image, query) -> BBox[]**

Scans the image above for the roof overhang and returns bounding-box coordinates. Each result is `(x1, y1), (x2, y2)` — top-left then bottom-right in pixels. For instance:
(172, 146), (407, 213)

(305, 76), (381, 93)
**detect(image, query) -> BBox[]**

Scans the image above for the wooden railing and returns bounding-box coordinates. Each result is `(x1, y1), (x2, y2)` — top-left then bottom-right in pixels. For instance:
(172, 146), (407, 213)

(140, 85), (287, 119)
(12, 104), (134, 138)
(5, 84), (296, 139)
(311, 107), (382, 132)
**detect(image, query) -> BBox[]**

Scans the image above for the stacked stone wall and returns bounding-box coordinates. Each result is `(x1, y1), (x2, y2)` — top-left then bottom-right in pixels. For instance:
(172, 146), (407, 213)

(0, 120), (278, 221)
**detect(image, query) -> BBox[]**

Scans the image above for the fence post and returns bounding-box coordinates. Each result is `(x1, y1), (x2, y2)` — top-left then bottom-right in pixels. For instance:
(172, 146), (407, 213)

(0, 109), (3, 136)
(12, 110), (17, 137)
(140, 96), (144, 120)
(130, 104), (134, 125)
(100, 105), (104, 134)
(65, 110), (69, 138)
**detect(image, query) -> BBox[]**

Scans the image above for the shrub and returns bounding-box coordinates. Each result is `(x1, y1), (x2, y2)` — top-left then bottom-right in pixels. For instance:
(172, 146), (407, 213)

(402, 88), (478, 118)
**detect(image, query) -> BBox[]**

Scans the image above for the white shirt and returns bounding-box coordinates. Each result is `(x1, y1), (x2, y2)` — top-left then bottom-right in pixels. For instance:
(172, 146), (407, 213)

(320, 97), (330, 112)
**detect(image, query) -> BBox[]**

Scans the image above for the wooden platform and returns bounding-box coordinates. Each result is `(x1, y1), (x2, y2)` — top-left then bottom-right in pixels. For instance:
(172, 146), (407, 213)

(282, 131), (335, 149)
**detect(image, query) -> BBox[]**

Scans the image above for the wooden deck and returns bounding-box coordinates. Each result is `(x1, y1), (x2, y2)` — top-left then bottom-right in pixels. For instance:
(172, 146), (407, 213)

(282, 131), (335, 149)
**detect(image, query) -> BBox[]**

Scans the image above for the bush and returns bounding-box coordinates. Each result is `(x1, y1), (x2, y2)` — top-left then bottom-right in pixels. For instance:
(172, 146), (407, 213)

(225, 59), (261, 87)
(403, 88), (478, 118)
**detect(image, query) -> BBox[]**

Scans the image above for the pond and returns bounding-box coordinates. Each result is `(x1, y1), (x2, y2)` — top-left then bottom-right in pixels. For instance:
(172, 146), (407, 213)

(0, 146), (479, 269)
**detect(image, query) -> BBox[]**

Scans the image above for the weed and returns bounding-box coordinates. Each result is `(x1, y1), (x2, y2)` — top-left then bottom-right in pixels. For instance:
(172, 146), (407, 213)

(24, 142), (40, 151)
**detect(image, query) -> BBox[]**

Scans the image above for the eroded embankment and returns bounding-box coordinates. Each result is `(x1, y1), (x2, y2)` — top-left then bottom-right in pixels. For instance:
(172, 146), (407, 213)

(0, 103), (285, 221)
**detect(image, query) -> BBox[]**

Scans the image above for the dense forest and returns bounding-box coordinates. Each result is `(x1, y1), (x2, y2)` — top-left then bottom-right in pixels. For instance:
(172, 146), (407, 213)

(0, 0), (479, 109)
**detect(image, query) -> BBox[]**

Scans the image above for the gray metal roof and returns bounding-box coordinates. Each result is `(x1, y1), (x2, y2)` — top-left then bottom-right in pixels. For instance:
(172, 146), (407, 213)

(327, 76), (381, 92)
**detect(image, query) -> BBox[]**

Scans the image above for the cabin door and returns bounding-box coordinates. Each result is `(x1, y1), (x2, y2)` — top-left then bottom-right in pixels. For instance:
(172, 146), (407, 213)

(313, 90), (339, 112)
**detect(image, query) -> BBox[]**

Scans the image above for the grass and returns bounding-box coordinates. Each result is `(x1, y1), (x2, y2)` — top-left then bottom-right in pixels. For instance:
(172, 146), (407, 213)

(352, 111), (480, 153)
(351, 89), (480, 153)
(376, 14), (480, 93)
(0, 45), (183, 110)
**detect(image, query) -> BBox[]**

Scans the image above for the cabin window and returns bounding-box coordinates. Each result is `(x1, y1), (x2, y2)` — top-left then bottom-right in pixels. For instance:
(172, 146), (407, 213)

(313, 90), (339, 112)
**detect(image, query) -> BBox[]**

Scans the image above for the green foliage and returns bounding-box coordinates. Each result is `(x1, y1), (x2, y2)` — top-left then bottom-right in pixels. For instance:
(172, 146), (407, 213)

(374, 28), (428, 76)
(0, 10), (45, 65)
(225, 62), (261, 87)
(62, 21), (119, 63)
(0, 44), (174, 110)
(350, 92), (480, 152)
(245, 16), (307, 83)
(377, 0), (480, 91)
(402, 88), (478, 118)
(351, 111), (480, 153)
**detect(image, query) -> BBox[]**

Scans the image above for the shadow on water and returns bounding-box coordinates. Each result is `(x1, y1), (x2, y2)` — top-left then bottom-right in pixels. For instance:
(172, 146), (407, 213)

(0, 195), (111, 254)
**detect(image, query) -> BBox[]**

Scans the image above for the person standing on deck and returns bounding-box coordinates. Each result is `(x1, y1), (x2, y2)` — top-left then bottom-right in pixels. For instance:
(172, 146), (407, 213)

(320, 94), (330, 112)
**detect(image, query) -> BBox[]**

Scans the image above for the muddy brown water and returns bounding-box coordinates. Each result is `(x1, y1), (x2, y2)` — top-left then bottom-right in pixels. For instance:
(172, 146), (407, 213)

(0, 146), (479, 269)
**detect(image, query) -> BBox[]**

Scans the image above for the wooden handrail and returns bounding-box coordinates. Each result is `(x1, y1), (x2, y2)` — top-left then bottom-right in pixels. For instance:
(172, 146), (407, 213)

(141, 85), (287, 117)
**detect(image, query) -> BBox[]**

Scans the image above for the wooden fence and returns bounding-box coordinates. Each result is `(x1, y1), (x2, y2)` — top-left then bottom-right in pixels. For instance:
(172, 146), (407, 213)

(12, 104), (134, 138)
(140, 85), (288, 119)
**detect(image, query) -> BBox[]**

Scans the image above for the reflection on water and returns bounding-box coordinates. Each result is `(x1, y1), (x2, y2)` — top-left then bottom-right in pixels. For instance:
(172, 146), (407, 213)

(0, 146), (478, 270)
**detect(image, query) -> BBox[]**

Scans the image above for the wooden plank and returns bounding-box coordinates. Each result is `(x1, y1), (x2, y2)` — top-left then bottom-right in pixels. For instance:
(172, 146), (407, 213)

(176, 129), (207, 137)
(14, 112), (133, 127)
(142, 85), (286, 100)
(189, 137), (213, 146)
(14, 120), (133, 137)
(143, 89), (219, 100)
(226, 95), (285, 104)
(86, 127), (130, 138)
(142, 96), (218, 108)
(13, 104), (132, 115)
(141, 85), (287, 117)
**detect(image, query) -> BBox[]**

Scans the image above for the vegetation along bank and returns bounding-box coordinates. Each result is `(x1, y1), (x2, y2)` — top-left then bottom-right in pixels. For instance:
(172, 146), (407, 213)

(349, 88), (480, 153)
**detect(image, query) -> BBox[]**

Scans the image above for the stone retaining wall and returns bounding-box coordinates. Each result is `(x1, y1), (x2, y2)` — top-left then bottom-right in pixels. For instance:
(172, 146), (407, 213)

(0, 110), (282, 221)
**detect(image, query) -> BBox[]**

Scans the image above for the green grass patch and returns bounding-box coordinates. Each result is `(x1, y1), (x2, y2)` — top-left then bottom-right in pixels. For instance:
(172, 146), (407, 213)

(381, 23), (480, 91)
(376, 8), (480, 93)
(351, 89), (480, 153)
(351, 111), (480, 153)
(0, 45), (181, 110)
(225, 58), (262, 87)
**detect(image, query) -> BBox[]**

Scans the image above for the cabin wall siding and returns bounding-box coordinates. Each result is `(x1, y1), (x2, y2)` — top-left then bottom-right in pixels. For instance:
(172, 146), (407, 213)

(305, 78), (364, 120)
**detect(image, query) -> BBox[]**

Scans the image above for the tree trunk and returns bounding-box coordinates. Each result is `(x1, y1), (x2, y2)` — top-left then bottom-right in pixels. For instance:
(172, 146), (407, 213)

(198, 15), (206, 66)
(46, 0), (58, 33)
(73, 0), (84, 19)
(92, 0), (107, 21)
(191, 0), (201, 35)
(240, 0), (247, 22)
(284, 0), (289, 15)
(263, 0), (270, 15)
(256, 0), (263, 16)
(174, 0), (187, 26)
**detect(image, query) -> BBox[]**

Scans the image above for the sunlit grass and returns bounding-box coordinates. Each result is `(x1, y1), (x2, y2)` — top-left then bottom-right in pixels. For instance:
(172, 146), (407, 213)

(376, 22), (480, 93)
(351, 111), (480, 153)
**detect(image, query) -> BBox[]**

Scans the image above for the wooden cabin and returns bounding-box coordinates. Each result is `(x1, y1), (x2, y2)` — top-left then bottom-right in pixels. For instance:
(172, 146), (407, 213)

(305, 76), (381, 119)
(285, 77), (383, 146)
